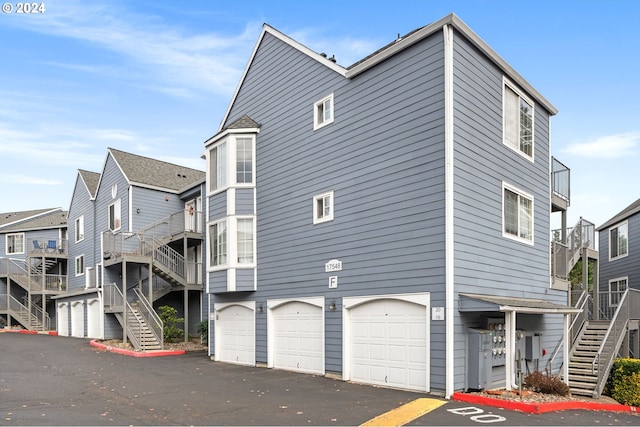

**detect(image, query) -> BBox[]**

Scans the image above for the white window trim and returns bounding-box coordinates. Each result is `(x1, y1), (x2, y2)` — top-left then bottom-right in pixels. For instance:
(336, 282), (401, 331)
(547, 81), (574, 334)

(313, 191), (334, 224)
(6, 233), (25, 255)
(608, 276), (628, 307)
(75, 216), (85, 243)
(313, 93), (334, 131)
(108, 199), (121, 232)
(207, 219), (228, 270)
(502, 182), (534, 245)
(207, 135), (256, 196)
(608, 221), (629, 261)
(75, 255), (85, 277)
(502, 77), (535, 162)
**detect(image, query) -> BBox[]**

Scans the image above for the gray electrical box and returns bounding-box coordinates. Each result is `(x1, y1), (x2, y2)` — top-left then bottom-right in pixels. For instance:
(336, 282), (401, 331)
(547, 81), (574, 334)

(525, 335), (540, 361)
(468, 328), (493, 390)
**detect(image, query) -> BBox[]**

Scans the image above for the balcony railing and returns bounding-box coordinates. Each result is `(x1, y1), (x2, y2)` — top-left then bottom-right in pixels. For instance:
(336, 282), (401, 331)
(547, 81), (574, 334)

(29, 238), (68, 256)
(551, 156), (570, 203)
(137, 209), (204, 241)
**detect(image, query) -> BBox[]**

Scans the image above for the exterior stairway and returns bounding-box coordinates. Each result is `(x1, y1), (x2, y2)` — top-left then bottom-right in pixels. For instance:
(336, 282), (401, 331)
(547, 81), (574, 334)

(568, 321), (609, 396)
(115, 302), (162, 351)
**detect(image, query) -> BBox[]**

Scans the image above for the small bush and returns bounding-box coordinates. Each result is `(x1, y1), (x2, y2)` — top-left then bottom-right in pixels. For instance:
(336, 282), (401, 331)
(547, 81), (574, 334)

(524, 371), (570, 396)
(158, 305), (184, 343)
(196, 320), (208, 343)
(606, 358), (640, 405)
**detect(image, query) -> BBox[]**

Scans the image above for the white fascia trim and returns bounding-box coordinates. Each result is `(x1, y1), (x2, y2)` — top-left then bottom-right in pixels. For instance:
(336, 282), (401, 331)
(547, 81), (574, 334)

(345, 13), (557, 115)
(218, 24), (347, 131)
(443, 23), (455, 401)
(204, 127), (261, 149)
(267, 296), (324, 310)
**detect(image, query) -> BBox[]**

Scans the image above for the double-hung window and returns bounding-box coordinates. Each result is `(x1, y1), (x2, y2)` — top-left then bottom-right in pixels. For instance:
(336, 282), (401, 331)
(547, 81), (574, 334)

(314, 94), (334, 130)
(75, 255), (84, 276)
(6, 233), (24, 254)
(208, 136), (255, 193)
(209, 220), (227, 267)
(313, 191), (334, 224)
(75, 216), (85, 242)
(108, 199), (121, 231)
(503, 79), (534, 159)
(609, 277), (628, 307)
(237, 218), (254, 264)
(503, 184), (533, 244)
(609, 221), (628, 260)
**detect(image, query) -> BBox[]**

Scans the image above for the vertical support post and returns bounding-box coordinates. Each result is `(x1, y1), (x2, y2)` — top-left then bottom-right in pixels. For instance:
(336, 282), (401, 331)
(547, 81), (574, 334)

(184, 235), (189, 342)
(505, 310), (516, 390)
(122, 260), (127, 344)
(562, 313), (570, 385)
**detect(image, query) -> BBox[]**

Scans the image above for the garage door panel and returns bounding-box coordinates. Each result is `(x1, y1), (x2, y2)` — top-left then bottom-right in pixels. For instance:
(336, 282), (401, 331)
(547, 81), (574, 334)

(217, 305), (255, 366)
(349, 298), (428, 392)
(272, 301), (323, 375)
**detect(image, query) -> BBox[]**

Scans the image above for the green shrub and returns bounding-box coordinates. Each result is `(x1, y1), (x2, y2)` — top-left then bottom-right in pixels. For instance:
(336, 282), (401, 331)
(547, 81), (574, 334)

(196, 320), (208, 343)
(158, 305), (184, 343)
(606, 358), (640, 405)
(524, 371), (570, 396)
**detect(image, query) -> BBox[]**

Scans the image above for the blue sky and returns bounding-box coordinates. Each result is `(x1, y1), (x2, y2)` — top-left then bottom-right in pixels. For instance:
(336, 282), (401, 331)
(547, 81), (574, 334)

(1, 0), (638, 230)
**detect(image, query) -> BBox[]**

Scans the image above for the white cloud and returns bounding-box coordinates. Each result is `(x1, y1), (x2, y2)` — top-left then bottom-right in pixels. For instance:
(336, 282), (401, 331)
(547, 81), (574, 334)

(563, 132), (640, 159)
(0, 174), (61, 185)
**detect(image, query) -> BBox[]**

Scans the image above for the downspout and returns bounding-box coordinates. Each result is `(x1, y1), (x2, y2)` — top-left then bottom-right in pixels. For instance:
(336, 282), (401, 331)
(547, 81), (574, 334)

(443, 23), (455, 399)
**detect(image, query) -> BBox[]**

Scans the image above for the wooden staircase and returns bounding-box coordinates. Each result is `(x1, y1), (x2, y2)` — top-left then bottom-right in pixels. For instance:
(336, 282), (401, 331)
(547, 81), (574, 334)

(568, 321), (609, 397)
(115, 303), (162, 351)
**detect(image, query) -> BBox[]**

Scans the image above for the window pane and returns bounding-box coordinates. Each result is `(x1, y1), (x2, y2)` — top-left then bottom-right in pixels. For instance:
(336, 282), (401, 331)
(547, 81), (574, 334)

(611, 227), (619, 258)
(619, 223), (628, 256)
(504, 189), (518, 236)
(519, 98), (533, 156)
(210, 222), (227, 266)
(236, 138), (253, 184)
(504, 86), (519, 150)
(237, 219), (254, 264)
(519, 196), (532, 240)
(209, 148), (217, 191)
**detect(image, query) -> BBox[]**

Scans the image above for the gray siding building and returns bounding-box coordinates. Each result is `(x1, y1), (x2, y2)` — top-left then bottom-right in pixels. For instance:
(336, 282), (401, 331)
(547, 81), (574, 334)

(204, 14), (577, 397)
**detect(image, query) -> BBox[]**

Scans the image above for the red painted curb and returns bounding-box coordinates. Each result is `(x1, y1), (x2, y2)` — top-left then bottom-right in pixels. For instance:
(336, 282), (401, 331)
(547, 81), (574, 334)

(452, 392), (639, 414)
(19, 330), (38, 334)
(89, 340), (186, 357)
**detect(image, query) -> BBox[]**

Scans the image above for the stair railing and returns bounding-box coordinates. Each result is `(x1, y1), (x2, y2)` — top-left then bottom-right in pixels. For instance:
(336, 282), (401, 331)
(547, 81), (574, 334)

(6, 295), (44, 329)
(133, 288), (163, 349)
(592, 288), (640, 398)
(545, 290), (591, 375)
(21, 295), (51, 331)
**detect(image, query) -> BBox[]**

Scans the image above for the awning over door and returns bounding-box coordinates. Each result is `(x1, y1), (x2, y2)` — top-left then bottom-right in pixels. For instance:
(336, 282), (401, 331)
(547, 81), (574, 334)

(458, 293), (581, 314)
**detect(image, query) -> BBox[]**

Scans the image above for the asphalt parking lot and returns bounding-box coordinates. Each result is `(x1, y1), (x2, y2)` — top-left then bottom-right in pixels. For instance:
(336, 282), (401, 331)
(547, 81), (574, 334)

(1, 332), (639, 426)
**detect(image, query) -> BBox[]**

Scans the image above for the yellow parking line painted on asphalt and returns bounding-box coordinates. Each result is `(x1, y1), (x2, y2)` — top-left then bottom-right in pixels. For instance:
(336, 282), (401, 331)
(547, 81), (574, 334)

(360, 397), (447, 427)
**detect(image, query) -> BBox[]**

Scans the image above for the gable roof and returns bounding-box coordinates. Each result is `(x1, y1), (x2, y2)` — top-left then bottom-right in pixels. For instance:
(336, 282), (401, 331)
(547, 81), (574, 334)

(79, 169), (101, 198)
(597, 197), (640, 231)
(0, 208), (67, 232)
(218, 13), (557, 130)
(204, 115), (261, 148)
(108, 148), (205, 193)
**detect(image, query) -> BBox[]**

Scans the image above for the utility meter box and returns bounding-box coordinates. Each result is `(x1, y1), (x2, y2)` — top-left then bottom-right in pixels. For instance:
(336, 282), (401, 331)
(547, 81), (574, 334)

(525, 334), (541, 361)
(468, 328), (493, 391)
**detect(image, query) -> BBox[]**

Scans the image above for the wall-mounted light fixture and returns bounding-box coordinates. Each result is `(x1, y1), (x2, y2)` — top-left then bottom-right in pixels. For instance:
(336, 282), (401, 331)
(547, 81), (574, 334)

(329, 300), (336, 311)
(256, 303), (263, 313)
(136, 208), (141, 214)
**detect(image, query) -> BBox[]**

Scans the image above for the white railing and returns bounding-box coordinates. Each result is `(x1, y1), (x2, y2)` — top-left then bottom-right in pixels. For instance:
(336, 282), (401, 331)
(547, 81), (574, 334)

(592, 288), (640, 398)
(137, 209), (204, 239)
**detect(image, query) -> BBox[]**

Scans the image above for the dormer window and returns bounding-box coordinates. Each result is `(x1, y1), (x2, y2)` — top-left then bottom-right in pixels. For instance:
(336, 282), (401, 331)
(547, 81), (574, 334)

(314, 94), (334, 130)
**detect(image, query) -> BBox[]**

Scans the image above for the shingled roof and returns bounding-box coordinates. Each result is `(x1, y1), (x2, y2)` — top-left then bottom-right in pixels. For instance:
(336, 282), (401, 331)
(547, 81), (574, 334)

(0, 208), (67, 232)
(109, 148), (205, 193)
(78, 169), (100, 198)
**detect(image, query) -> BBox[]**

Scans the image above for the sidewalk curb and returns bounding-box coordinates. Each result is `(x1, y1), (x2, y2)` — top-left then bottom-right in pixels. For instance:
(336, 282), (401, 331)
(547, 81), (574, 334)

(452, 392), (640, 414)
(89, 339), (186, 357)
(1, 328), (58, 336)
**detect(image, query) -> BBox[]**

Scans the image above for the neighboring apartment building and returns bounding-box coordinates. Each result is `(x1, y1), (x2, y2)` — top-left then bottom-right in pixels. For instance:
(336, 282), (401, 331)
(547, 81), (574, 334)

(596, 198), (640, 356)
(203, 13), (578, 398)
(0, 208), (68, 331)
(54, 148), (207, 348)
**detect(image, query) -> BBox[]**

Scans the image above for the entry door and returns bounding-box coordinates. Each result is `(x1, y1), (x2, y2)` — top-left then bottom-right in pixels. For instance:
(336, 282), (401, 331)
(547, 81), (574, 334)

(271, 301), (324, 375)
(57, 303), (69, 336)
(71, 301), (85, 338)
(348, 298), (428, 391)
(86, 298), (101, 338)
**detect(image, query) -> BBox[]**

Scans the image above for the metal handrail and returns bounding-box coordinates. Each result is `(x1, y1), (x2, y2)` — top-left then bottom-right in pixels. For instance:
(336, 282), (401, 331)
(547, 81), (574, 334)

(137, 209), (204, 239)
(592, 288), (640, 398)
(21, 295), (51, 331)
(133, 288), (163, 349)
(102, 283), (152, 351)
(545, 291), (590, 375)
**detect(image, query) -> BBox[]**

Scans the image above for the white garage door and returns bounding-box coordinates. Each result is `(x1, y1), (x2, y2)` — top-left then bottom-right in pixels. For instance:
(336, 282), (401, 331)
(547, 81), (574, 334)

(71, 301), (84, 338)
(348, 298), (428, 391)
(86, 298), (101, 339)
(57, 302), (69, 336)
(216, 304), (255, 366)
(271, 301), (324, 375)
